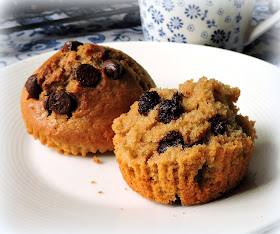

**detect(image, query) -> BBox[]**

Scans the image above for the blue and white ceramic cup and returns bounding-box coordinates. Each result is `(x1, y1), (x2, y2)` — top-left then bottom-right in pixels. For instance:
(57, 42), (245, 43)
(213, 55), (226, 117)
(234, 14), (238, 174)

(139, 0), (280, 51)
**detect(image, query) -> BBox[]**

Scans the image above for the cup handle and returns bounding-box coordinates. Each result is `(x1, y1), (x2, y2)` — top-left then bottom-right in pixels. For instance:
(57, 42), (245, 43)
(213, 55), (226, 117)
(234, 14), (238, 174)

(245, 10), (280, 45)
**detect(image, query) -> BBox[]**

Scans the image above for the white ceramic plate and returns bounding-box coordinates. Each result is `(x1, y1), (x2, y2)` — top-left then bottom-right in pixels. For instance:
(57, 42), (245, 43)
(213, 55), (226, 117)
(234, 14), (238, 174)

(0, 42), (280, 234)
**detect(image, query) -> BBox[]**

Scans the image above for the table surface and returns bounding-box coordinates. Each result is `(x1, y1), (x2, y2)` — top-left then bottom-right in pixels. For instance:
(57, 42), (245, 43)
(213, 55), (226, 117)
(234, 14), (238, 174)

(0, 0), (279, 69)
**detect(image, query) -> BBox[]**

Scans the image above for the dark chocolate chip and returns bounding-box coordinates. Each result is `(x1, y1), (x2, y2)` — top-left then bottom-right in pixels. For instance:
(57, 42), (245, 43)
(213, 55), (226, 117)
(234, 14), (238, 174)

(208, 115), (226, 136)
(48, 91), (72, 115)
(158, 131), (184, 154)
(63, 41), (83, 52)
(138, 91), (161, 116)
(75, 64), (101, 87)
(68, 93), (78, 113)
(158, 99), (184, 124)
(102, 59), (123, 80)
(172, 92), (183, 102)
(172, 194), (182, 205)
(25, 74), (41, 99)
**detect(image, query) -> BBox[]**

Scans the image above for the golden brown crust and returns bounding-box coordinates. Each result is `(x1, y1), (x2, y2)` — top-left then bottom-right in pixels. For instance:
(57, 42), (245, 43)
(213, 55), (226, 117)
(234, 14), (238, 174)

(21, 43), (155, 156)
(113, 77), (257, 205)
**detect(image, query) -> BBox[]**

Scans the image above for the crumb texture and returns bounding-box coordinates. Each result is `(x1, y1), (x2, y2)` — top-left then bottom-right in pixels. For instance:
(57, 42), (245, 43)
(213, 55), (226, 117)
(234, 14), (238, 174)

(21, 42), (155, 156)
(112, 77), (257, 205)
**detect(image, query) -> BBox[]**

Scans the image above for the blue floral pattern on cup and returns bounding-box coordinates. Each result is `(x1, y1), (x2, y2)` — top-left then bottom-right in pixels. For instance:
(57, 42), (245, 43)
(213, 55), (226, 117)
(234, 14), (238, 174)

(185, 5), (202, 19)
(234, 0), (245, 9)
(168, 33), (187, 43)
(170, 17), (184, 29)
(211, 29), (226, 44)
(151, 9), (165, 24)
(139, 0), (250, 51)
(162, 0), (175, 12)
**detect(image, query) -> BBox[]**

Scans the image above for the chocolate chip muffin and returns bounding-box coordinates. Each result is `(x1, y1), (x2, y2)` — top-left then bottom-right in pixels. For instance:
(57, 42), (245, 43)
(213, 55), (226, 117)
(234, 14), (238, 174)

(112, 77), (257, 205)
(21, 41), (155, 156)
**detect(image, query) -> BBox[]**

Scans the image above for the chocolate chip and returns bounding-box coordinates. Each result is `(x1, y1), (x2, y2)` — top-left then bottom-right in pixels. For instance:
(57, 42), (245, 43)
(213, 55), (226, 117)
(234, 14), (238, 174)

(208, 115), (226, 136)
(138, 91), (161, 116)
(158, 131), (184, 154)
(172, 92), (183, 102)
(172, 194), (182, 205)
(68, 93), (78, 112)
(75, 64), (101, 87)
(102, 59), (123, 80)
(25, 74), (41, 99)
(158, 99), (184, 124)
(63, 41), (83, 52)
(158, 93), (184, 124)
(48, 91), (72, 115)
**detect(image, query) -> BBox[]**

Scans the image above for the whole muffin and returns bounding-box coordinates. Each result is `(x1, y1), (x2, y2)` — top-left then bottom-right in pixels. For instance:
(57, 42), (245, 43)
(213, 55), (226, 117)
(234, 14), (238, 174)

(21, 41), (155, 156)
(112, 77), (257, 205)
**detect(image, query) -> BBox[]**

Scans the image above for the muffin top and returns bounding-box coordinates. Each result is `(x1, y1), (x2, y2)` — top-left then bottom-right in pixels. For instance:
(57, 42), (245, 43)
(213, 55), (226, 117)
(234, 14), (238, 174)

(21, 41), (155, 155)
(113, 77), (257, 164)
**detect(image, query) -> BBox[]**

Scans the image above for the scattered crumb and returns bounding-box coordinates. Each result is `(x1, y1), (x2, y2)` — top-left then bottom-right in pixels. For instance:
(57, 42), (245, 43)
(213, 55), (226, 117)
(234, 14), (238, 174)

(173, 215), (176, 217)
(91, 180), (95, 184)
(182, 212), (186, 215)
(98, 191), (103, 194)
(93, 156), (100, 164)
(124, 188), (128, 190)
(121, 208), (125, 211)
